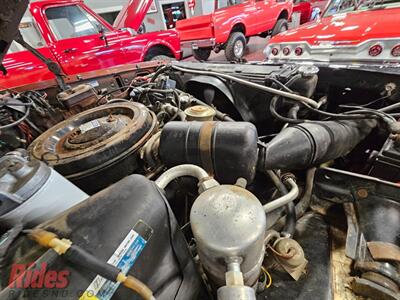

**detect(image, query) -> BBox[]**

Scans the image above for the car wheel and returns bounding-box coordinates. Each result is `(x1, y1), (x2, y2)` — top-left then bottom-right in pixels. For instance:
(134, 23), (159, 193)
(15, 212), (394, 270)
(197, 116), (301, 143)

(193, 48), (212, 61)
(150, 55), (175, 62)
(271, 19), (289, 36)
(225, 32), (246, 61)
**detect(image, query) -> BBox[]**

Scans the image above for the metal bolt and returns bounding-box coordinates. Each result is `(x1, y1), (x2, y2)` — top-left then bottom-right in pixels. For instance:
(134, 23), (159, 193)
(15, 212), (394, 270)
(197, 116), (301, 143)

(356, 189), (369, 199)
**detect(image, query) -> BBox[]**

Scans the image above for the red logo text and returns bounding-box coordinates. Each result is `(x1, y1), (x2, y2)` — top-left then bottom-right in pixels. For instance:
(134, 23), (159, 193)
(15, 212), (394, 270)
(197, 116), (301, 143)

(8, 263), (69, 289)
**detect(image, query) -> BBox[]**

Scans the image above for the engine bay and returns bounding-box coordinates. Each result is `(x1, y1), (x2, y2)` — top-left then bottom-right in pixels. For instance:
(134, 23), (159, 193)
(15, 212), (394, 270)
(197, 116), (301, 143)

(0, 61), (399, 300)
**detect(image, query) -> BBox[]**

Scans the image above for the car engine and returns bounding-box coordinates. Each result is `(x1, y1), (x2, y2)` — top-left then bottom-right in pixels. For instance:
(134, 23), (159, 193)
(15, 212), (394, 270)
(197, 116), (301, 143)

(0, 61), (399, 300)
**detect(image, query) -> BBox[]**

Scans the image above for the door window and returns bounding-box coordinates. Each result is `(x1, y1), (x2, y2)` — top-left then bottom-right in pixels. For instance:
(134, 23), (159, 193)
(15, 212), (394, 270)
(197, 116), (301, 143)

(8, 21), (46, 53)
(217, 0), (244, 9)
(161, 2), (187, 29)
(45, 5), (106, 40)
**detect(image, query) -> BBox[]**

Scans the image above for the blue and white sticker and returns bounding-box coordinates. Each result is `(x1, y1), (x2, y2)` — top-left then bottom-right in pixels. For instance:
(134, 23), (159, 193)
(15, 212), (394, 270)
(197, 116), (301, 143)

(80, 223), (150, 300)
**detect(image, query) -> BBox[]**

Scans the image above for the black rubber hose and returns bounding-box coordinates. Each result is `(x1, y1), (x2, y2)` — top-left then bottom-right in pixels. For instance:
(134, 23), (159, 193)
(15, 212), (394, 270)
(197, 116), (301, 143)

(266, 170), (296, 237)
(0, 249), (59, 300)
(270, 96), (304, 124)
(150, 65), (170, 83)
(288, 104), (300, 120)
(64, 245), (120, 281)
(270, 96), (377, 124)
(273, 168), (316, 231)
(282, 106), (300, 236)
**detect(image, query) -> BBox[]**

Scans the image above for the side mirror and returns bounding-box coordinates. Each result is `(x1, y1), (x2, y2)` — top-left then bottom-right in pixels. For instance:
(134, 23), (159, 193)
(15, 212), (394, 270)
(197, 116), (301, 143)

(138, 23), (146, 34)
(97, 24), (109, 47)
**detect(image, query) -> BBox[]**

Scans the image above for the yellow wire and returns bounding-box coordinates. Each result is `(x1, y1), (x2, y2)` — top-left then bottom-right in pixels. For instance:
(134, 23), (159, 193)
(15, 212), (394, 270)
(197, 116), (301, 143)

(261, 266), (273, 289)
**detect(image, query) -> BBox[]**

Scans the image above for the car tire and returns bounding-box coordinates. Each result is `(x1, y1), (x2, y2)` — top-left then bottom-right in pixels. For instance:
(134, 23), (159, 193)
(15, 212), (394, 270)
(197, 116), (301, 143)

(193, 48), (212, 61)
(271, 19), (289, 36)
(150, 55), (175, 62)
(225, 32), (246, 61)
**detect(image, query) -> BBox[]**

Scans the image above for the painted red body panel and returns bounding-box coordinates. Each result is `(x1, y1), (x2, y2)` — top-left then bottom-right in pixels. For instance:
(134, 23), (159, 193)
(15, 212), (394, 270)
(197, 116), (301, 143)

(0, 48), (56, 90)
(177, 15), (213, 41)
(0, 0), (181, 90)
(293, 2), (313, 24)
(113, 0), (153, 31)
(293, 0), (329, 24)
(270, 6), (400, 46)
(176, 0), (293, 44)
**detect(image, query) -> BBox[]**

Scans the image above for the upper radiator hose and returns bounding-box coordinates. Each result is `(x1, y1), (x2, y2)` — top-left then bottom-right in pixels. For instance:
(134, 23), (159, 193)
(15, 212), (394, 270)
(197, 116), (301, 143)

(258, 119), (377, 170)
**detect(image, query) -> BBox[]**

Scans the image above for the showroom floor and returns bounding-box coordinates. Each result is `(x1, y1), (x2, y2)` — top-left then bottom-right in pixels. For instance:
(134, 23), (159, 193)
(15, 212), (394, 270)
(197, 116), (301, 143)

(184, 36), (269, 62)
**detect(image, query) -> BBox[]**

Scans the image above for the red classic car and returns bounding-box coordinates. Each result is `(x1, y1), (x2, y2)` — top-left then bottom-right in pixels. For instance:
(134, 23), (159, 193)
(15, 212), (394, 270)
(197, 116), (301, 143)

(176, 0), (293, 61)
(0, 0), (182, 91)
(265, 0), (400, 64)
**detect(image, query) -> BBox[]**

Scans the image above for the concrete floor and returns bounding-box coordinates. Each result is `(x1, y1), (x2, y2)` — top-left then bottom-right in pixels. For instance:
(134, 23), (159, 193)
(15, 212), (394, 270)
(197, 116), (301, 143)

(183, 36), (270, 62)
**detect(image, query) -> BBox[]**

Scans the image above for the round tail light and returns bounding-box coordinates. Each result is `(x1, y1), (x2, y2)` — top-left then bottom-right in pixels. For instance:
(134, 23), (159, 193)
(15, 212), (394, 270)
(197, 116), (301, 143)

(368, 44), (383, 57)
(282, 47), (291, 56)
(295, 47), (303, 56)
(391, 45), (400, 57)
(271, 47), (279, 56)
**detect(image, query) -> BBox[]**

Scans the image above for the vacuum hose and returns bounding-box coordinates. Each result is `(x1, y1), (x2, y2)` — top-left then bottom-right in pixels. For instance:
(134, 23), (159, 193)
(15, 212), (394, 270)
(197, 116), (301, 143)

(26, 229), (156, 300)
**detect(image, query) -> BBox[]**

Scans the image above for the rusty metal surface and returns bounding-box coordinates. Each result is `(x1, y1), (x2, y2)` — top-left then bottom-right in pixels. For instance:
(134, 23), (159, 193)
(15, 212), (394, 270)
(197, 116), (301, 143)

(330, 224), (363, 300)
(63, 61), (165, 83)
(368, 241), (400, 263)
(354, 261), (400, 287)
(351, 277), (400, 300)
(29, 102), (157, 178)
(199, 121), (216, 176)
(56, 84), (98, 110)
(362, 272), (399, 293)
(3, 61), (162, 93)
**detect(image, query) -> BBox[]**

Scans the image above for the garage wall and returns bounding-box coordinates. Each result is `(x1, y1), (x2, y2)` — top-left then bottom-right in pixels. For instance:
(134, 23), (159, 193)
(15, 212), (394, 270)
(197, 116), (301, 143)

(202, 1), (215, 14)
(84, 0), (206, 32)
(27, 0), (216, 33)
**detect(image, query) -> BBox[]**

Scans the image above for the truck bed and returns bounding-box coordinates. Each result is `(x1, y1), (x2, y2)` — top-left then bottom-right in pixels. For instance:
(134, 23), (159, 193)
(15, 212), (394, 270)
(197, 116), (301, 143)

(176, 14), (213, 42)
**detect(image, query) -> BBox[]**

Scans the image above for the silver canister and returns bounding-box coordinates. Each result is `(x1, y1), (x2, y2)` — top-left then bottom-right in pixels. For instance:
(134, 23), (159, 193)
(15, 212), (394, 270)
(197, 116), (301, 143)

(0, 150), (88, 227)
(190, 183), (266, 287)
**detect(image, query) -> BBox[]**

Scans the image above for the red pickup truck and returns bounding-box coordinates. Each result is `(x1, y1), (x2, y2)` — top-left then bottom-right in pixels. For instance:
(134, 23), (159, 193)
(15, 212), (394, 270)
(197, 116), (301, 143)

(0, 0), (181, 91)
(176, 0), (293, 61)
(293, 0), (329, 24)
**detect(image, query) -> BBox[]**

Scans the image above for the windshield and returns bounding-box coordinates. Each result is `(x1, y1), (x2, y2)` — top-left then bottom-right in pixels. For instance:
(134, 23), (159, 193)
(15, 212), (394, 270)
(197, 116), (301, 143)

(7, 10), (47, 54)
(324, 0), (400, 17)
